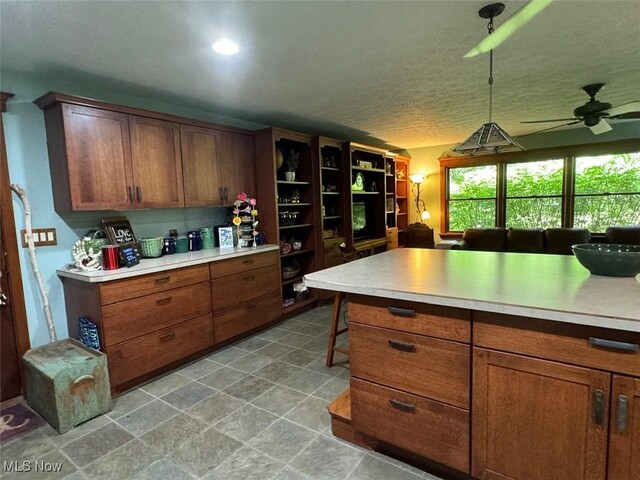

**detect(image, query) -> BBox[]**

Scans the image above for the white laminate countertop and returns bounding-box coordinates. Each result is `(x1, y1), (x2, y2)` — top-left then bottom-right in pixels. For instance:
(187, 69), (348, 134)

(57, 245), (280, 283)
(304, 248), (640, 333)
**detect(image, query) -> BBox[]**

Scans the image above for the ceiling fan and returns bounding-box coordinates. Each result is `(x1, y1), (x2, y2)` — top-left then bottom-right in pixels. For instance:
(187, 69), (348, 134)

(521, 83), (640, 135)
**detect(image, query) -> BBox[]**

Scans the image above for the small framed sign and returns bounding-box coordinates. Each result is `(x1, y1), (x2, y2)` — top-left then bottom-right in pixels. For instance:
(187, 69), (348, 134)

(218, 227), (234, 248)
(101, 216), (141, 266)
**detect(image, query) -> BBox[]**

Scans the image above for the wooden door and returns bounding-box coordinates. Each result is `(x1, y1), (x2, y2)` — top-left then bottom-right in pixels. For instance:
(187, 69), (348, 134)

(129, 116), (183, 208)
(472, 348), (609, 480)
(216, 130), (255, 204)
(180, 125), (222, 207)
(62, 104), (133, 210)
(608, 375), (640, 480)
(1, 92), (29, 401)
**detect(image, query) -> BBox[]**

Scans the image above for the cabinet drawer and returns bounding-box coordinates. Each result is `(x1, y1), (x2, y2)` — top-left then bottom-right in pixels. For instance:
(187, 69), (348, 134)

(350, 323), (470, 408)
(211, 265), (279, 310)
(99, 265), (209, 305)
(348, 294), (470, 343)
(214, 293), (281, 343)
(351, 378), (469, 473)
(105, 313), (214, 387)
(210, 250), (279, 279)
(323, 251), (343, 269)
(102, 281), (211, 347)
(474, 312), (640, 377)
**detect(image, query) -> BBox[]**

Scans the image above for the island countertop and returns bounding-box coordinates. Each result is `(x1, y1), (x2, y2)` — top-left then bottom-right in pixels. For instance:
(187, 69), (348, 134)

(304, 248), (640, 333)
(58, 244), (280, 283)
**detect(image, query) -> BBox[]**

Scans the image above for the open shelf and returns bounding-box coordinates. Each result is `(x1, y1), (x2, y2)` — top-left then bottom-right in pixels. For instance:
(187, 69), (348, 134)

(281, 248), (315, 258)
(322, 166), (341, 172)
(322, 192), (341, 195)
(279, 223), (314, 230)
(351, 166), (386, 174)
(277, 180), (312, 185)
(352, 191), (381, 195)
(278, 203), (312, 206)
(323, 215), (342, 220)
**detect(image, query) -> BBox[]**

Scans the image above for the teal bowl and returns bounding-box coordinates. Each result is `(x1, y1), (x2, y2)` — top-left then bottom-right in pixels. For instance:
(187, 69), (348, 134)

(572, 244), (640, 277)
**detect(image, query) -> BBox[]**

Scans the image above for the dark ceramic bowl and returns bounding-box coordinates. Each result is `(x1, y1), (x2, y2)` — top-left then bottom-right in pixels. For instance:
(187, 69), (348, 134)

(572, 244), (640, 277)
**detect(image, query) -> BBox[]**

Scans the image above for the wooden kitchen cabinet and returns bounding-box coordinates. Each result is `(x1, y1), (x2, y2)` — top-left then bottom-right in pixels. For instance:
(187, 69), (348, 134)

(216, 130), (255, 204)
(608, 375), (640, 480)
(44, 103), (134, 211)
(128, 115), (183, 208)
(472, 348), (610, 480)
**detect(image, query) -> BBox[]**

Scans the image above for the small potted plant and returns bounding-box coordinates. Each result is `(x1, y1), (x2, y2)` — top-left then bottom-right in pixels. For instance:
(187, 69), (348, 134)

(285, 149), (300, 182)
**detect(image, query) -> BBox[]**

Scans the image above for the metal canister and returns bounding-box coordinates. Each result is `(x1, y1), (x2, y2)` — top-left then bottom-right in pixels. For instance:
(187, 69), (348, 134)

(101, 245), (120, 270)
(200, 228), (214, 250)
(188, 231), (202, 251)
(163, 237), (176, 255)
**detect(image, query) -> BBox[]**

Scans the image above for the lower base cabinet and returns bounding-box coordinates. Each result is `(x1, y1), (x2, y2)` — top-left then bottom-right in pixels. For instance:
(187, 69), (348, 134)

(472, 348), (610, 480)
(214, 293), (281, 343)
(608, 375), (640, 480)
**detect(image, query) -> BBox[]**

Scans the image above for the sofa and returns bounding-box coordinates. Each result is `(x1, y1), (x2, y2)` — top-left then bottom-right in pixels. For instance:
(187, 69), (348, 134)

(606, 226), (640, 245)
(451, 227), (591, 255)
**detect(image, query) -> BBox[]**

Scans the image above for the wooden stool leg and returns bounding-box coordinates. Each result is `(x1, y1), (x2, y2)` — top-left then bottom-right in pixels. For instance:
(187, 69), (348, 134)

(326, 291), (345, 367)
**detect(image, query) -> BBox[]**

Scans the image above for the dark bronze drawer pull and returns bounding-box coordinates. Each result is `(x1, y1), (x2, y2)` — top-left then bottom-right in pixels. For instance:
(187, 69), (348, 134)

(387, 306), (416, 317)
(242, 259), (254, 265)
(388, 339), (416, 352)
(242, 275), (256, 281)
(154, 276), (170, 285)
(246, 304), (257, 311)
(156, 297), (172, 306)
(159, 332), (175, 341)
(136, 186), (142, 202)
(128, 186), (134, 203)
(588, 337), (639, 352)
(389, 399), (416, 413)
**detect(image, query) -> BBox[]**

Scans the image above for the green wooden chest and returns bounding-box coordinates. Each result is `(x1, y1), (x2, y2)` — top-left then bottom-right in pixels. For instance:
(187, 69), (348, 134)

(23, 338), (112, 433)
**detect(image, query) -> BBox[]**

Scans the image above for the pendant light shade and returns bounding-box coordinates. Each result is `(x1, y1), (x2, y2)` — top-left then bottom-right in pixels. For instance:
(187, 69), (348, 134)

(454, 3), (525, 156)
(453, 122), (524, 156)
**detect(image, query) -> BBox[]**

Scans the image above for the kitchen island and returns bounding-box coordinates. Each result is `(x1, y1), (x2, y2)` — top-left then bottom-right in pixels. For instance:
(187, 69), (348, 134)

(304, 248), (640, 480)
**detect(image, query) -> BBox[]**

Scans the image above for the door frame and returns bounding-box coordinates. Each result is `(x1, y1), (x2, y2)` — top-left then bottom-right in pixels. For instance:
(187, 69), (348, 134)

(1, 91), (31, 393)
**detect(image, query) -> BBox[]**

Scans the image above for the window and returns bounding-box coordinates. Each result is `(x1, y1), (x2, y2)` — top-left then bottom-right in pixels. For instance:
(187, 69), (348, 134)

(448, 165), (497, 230)
(505, 159), (563, 228)
(440, 140), (640, 234)
(574, 153), (640, 231)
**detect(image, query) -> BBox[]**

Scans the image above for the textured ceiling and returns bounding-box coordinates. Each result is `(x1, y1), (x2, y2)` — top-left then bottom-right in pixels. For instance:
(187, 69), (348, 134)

(1, 0), (639, 149)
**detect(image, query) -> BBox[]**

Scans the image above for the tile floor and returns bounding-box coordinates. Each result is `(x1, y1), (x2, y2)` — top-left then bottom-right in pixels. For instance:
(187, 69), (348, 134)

(0, 304), (444, 480)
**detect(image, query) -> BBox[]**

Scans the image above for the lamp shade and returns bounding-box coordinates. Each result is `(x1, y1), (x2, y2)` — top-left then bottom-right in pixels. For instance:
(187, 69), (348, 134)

(409, 173), (425, 184)
(421, 210), (431, 221)
(453, 122), (524, 156)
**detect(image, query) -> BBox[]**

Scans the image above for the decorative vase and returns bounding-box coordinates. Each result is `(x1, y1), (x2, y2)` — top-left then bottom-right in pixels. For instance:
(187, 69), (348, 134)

(285, 171), (296, 182)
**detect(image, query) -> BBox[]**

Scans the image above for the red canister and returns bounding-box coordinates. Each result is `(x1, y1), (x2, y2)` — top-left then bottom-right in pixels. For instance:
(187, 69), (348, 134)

(102, 245), (120, 270)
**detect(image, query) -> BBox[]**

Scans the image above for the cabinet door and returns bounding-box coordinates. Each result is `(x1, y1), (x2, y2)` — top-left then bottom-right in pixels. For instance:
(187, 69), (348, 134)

(62, 104), (133, 210)
(608, 375), (640, 480)
(472, 348), (609, 480)
(216, 131), (255, 204)
(129, 116), (183, 208)
(180, 125), (223, 207)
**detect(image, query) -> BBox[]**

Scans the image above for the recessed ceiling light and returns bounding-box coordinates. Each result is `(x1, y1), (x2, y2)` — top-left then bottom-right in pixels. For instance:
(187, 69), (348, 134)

(212, 39), (239, 56)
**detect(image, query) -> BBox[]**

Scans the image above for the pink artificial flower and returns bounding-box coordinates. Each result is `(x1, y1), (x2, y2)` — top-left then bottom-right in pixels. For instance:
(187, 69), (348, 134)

(237, 192), (248, 202)
(233, 207), (239, 215)
(249, 198), (257, 206)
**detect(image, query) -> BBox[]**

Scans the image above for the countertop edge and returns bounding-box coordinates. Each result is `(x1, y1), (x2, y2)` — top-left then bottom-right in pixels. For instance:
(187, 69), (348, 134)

(58, 245), (280, 283)
(304, 277), (640, 333)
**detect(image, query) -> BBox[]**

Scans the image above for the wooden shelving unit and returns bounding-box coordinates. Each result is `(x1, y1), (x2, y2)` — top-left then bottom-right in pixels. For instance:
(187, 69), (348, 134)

(394, 155), (410, 246)
(254, 128), (320, 313)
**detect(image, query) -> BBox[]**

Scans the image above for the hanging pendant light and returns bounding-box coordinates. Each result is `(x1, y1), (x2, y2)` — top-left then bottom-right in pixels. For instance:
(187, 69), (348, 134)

(454, 3), (524, 156)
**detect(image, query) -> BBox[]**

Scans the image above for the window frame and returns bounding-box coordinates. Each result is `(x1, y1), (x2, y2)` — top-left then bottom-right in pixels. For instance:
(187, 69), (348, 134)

(439, 138), (640, 238)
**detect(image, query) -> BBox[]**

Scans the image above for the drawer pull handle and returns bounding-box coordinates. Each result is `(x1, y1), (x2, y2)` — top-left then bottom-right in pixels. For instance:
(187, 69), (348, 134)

(243, 275), (255, 282)
(388, 340), (416, 353)
(389, 399), (416, 413)
(387, 306), (416, 317)
(593, 389), (604, 426)
(242, 259), (254, 265)
(159, 332), (175, 341)
(246, 304), (257, 311)
(588, 337), (639, 352)
(73, 375), (94, 385)
(154, 276), (170, 285)
(156, 297), (172, 306)
(136, 186), (142, 202)
(128, 186), (134, 203)
(617, 395), (628, 433)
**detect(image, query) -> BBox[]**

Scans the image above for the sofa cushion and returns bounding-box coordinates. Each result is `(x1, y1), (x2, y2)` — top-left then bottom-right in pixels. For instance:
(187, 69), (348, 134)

(605, 226), (640, 245)
(462, 228), (507, 252)
(404, 223), (435, 248)
(544, 228), (590, 255)
(507, 228), (545, 253)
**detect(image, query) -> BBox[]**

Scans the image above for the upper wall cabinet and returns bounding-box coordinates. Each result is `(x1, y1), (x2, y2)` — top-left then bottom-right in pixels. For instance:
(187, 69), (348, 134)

(35, 92), (256, 211)
(180, 126), (255, 207)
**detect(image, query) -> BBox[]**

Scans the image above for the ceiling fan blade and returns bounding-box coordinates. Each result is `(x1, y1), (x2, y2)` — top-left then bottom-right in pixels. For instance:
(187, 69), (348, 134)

(604, 101), (640, 118)
(521, 118), (579, 124)
(520, 120), (582, 137)
(589, 119), (613, 135)
(464, 0), (555, 58)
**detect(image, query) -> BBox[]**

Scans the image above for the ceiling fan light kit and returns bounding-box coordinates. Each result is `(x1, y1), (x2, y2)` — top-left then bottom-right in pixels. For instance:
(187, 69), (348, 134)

(454, 3), (524, 156)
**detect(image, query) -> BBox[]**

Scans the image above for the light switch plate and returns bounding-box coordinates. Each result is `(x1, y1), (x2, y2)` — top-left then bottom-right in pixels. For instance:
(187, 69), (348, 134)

(21, 228), (57, 247)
